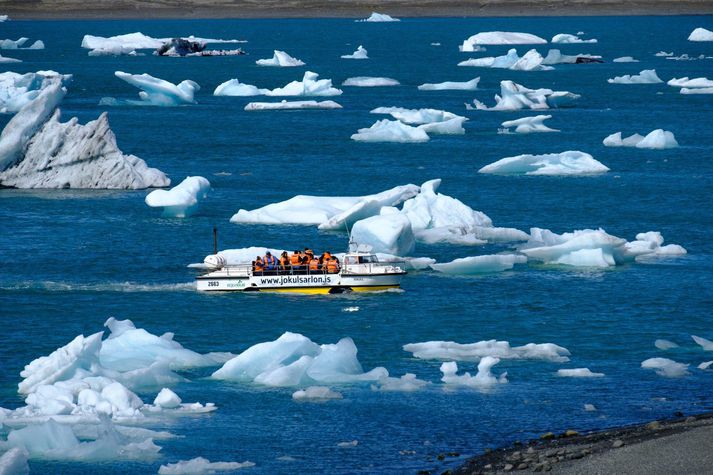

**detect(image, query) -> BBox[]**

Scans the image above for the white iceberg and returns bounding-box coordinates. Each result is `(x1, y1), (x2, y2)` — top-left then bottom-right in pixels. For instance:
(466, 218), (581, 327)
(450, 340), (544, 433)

(255, 50), (305, 67)
(668, 76), (713, 94)
(211, 332), (388, 386)
(458, 48), (552, 71)
(292, 386), (343, 401)
(641, 358), (689, 377)
(479, 151), (608, 176)
(551, 33), (597, 43)
(430, 254), (526, 274)
(371, 373), (430, 392)
(472, 80), (579, 111)
(460, 31), (546, 51)
(0, 81), (169, 189)
(0, 71), (71, 114)
(145, 176), (210, 218)
(500, 115), (558, 133)
(81, 32), (243, 55)
(680, 87), (713, 94)
(102, 71), (199, 106)
(0, 447), (29, 474)
(613, 56), (639, 63)
(359, 12), (400, 22)
(266, 71), (342, 97)
(607, 69), (663, 84)
(557, 368), (604, 377)
(404, 339), (570, 362)
(0, 38), (45, 50)
(0, 53), (21, 63)
(351, 119), (430, 143)
(440, 359), (507, 389)
(244, 100), (342, 111)
(350, 212), (416, 255)
(688, 27), (713, 41)
(655, 339), (679, 350)
(692, 335), (713, 351)
(603, 130), (678, 149)
(341, 45), (368, 59)
(541, 49), (602, 65)
(342, 77), (399, 87)
(153, 388), (181, 409)
(418, 78), (480, 91)
(371, 106), (463, 125)
(214, 79), (269, 97)
(159, 458), (255, 474)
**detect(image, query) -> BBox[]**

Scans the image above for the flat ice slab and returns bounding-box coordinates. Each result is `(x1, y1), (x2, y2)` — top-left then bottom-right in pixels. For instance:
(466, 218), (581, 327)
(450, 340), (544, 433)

(460, 31), (547, 51)
(479, 151), (609, 176)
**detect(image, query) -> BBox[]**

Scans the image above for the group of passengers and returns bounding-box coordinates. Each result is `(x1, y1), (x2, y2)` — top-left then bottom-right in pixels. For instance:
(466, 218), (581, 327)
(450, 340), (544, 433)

(252, 248), (340, 275)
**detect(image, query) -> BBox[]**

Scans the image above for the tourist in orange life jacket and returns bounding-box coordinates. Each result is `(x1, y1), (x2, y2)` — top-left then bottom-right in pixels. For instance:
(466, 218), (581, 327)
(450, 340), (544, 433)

(279, 251), (290, 271)
(253, 256), (264, 274)
(326, 257), (339, 273)
(290, 250), (302, 272)
(263, 251), (277, 272)
(309, 254), (320, 271)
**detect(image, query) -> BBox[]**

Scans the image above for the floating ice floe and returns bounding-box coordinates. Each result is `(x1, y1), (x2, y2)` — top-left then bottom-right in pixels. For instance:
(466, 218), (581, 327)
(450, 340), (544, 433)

(404, 339), (570, 362)
(440, 359), (507, 389)
(430, 254), (527, 274)
(368, 106), (467, 135)
(688, 27), (713, 41)
(551, 33), (597, 43)
(470, 80), (579, 111)
(603, 130), (678, 149)
(613, 56), (639, 63)
(699, 361), (713, 370)
(371, 373), (430, 392)
(517, 228), (686, 268)
(0, 38), (44, 49)
(350, 211), (416, 255)
(655, 51), (673, 57)
(667, 76), (713, 94)
(0, 53), (20, 63)
(81, 32), (244, 55)
(351, 119), (430, 143)
(655, 339), (679, 350)
(341, 45), (368, 59)
(359, 12), (400, 22)
(607, 69), (663, 84)
(692, 335), (713, 351)
(557, 368), (604, 377)
(641, 358), (689, 377)
(145, 176), (211, 218)
(158, 458), (255, 474)
(479, 151), (608, 176)
(459, 31), (547, 52)
(0, 71), (72, 113)
(500, 115), (559, 133)
(0, 81), (169, 189)
(418, 78), (480, 91)
(101, 71), (199, 106)
(211, 332), (388, 387)
(255, 50), (305, 67)
(584, 403), (597, 411)
(244, 100), (342, 110)
(268, 71), (343, 96)
(0, 447), (29, 474)
(213, 79), (269, 96)
(458, 48), (553, 71)
(292, 386), (343, 401)
(541, 49), (603, 65)
(342, 76), (399, 87)
(230, 183), (419, 226)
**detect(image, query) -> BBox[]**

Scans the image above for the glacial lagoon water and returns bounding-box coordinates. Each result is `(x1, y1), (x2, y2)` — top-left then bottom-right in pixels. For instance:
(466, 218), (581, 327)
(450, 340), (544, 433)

(1, 15), (713, 473)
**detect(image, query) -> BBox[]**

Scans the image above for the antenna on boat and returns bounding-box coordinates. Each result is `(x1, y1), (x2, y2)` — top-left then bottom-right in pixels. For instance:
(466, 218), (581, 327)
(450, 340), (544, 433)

(213, 226), (218, 255)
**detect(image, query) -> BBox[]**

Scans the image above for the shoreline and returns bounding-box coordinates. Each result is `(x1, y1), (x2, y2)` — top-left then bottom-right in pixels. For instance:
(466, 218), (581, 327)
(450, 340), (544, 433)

(450, 412), (713, 474)
(3, 2), (713, 20)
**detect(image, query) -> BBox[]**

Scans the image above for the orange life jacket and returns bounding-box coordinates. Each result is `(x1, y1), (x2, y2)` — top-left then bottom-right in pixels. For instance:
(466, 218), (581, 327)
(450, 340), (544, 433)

(254, 260), (264, 271)
(280, 256), (289, 268)
(309, 257), (320, 271)
(326, 259), (338, 273)
(290, 254), (301, 266)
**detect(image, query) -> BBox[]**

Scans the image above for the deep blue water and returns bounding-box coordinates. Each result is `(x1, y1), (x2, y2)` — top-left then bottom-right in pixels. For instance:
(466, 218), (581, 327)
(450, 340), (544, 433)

(1, 15), (713, 474)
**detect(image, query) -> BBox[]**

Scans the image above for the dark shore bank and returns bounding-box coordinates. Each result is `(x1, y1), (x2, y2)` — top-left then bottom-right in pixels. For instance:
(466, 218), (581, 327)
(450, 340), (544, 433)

(2, 0), (713, 19)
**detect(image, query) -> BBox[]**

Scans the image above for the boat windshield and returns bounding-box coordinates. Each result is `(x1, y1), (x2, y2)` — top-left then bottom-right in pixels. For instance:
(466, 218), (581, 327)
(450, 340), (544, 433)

(345, 254), (379, 265)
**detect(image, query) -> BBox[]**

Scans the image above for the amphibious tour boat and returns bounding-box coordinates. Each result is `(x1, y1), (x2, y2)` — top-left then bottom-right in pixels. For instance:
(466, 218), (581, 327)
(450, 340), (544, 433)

(196, 245), (407, 294)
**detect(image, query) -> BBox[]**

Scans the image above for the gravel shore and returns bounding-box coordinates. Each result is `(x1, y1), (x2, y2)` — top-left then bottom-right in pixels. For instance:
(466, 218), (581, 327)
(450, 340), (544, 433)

(450, 413), (713, 474)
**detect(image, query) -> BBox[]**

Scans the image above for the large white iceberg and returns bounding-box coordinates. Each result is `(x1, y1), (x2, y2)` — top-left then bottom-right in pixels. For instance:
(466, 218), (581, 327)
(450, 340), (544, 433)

(244, 100), (342, 111)
(541, 49), (602, 65)
(404, 339), (570, 362)
(471, 80), (579, 111)
(359, 12), (400, 22)
(607, 69), (663, 84)
(418, 78), (480, 91)
(668, 76), (713, 94)
(342, 77), (399, 87)
(0, 71), (71, 114)
(81, 32), (244, 55)
(102, 71), (199, 106)
(460, 32), (547, 51)
(351, 119), (430, 143)
(688, 27), (713, 41)
(0, 81), (169, 189)
(211, 332), (388, 386)
(500, 115), (558, 133)
(458, 49), (552, 71)
(0, 38), (44, 50)
(350, 211), (416, 255)
(341, 45), (368, 59)
(479, 151), (608, 176)
(430, 254), (526, 274)
(603, 130), (678, 149)
(551, 33), (597, 43)
(145, 176), (211, 218)
(215, 72), (341, 97)
(255, 50), (305, 67)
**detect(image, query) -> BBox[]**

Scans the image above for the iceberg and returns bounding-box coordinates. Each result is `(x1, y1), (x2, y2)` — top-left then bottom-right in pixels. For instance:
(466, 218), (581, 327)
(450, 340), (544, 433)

(607, 69), (663, 84)
(230, 183), (419, 226)
(500, 115), (558, 133)
(371, 106), (464, 125)
(341, 45), (368, 59)
(359, 12), (400, 22)
(603, 129), (678, 149)
(0, 71), (71, 114)
(211, 332), (388, 386)
(541, 49), (602, 65)
(292, 386), (343, 401)
(460, 31), (547, 51)
(342, 76), (399, 87)
(351, 119), (430, 143)
(667, 76), (713, 95)
(404, 339), (570, 362)
(688, 27), (713, 41)
(0, 38), (44, 50)
(81, 32), (244, 55)
(145, 176), (210, 218)
(0, 81), (169, 189)
(266, 71), (342, 97)
(680, 87), (713, 94)
(430, 254), (526, 274)
(613, 56), (639, 63)
(551, 33), (597, 43)
(458, 48), (552, 71)
(214, 79), (269, 97)
(371, 373), (430, 392)
(244, 100), (342, 111)
(350, 212), (416, 255)
(472, 80), (579, 111)
(159, 458), (255, 474)
(102, 71), (199, 106)
(255, 50), (305, 67)
(418, 78), (480, 91)
(691, 335), (713, 351)
(0, 447), (29, 474)
(641, 358), (689, 377)
(479, 151), (608, 176)
(440, 359), (507, 389)
(557, 368), (604, 377)
(655, 339), (678, 350)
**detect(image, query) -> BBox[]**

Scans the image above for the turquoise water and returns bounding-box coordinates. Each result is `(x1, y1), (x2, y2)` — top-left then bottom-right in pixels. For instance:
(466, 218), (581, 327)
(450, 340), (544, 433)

(1, 15), (713, 473)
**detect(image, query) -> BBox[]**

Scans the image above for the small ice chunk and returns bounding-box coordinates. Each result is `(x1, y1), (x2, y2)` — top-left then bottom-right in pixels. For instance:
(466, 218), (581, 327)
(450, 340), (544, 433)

(458, 48), (552, 71)
(692, 335), (713, 351)
(557, 368), (605, 377)
(613, 56), (639, 63)
(688, 27), (713, 41)
(214, 79), (269, 96)
(418, 78), (480, 91)
(680, 87), (713, 94)
(655, 51), (674, 57)
(584, 403), (597, 411)
(145, 176), (210, 218)
(668, 76), (713, 88)
(542, 49), (602, 65)
(256, 50), (305, 67)
(641, 357), (689, 377)
(479, 151), (608, 176)
(500, 115), (559, 133)
(359, 12), (399, 22)
(266, 71), (342, 97)
(158, 457), (255, 474)
(292, 386), (343, 401)
(607, 69), (663, 84)
(698, 361), (713, 370)
(440, 358), (506, 388)
(404, 339), (570, 362)
(460, 31), (547, 51)
(430, 254), (526, 274)
(341, 45), (368, 59)
(655, 339), (679, 350)
(153, 388), (182, 408)
(551, 33), (597, 43)
(105, 71), (199, 106)
(342, 77), (399, 87)
(245, 100), (342, 110)
(603, 130), (678, 149)
(473, 80), (579, 111)
(371, 373), (430, 392)
(338, 440), (359, 447)
(351, 119), (430, 143)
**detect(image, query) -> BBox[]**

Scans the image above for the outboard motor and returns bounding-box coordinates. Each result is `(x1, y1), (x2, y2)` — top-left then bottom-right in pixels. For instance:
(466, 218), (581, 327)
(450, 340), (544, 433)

(204, 254), (226, 270)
